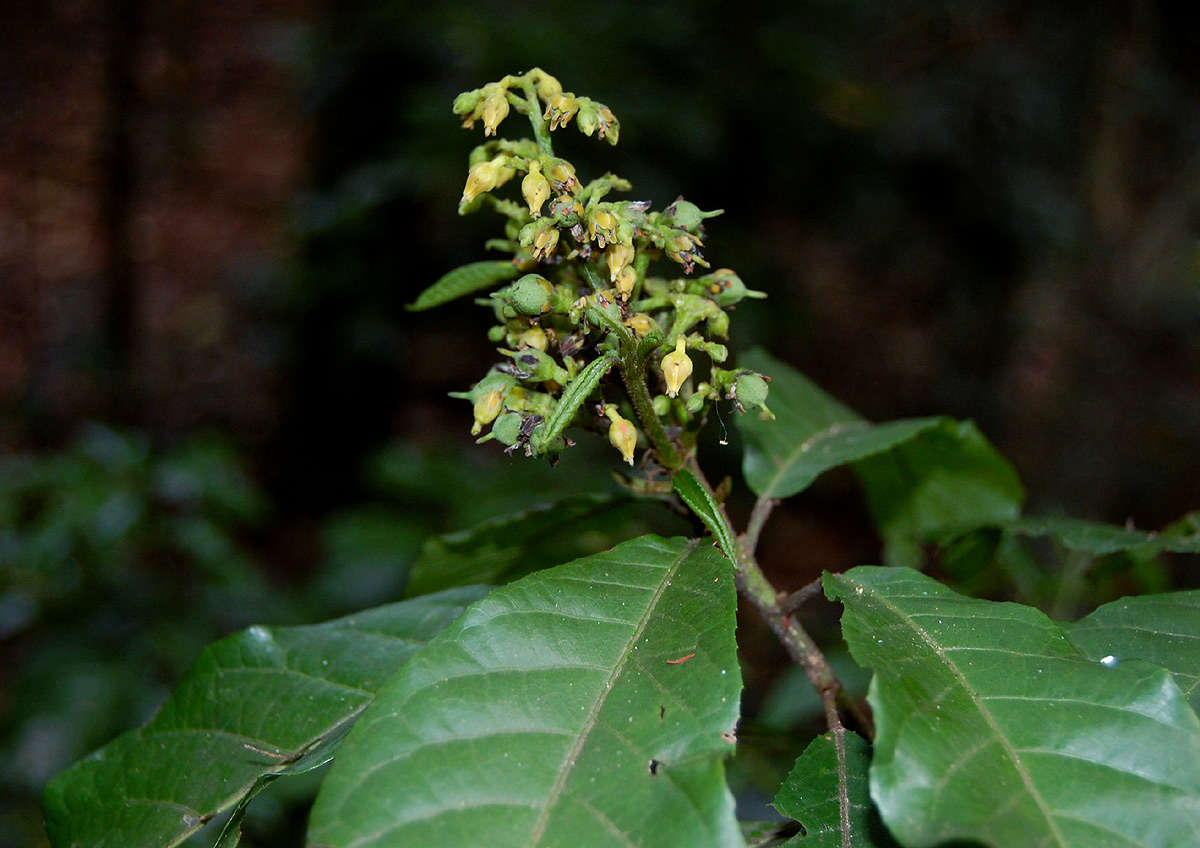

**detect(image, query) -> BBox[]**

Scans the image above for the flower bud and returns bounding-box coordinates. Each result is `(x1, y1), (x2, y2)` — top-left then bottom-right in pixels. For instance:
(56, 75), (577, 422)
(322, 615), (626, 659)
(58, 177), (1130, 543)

(733, 372), (771, 416)
(615, 265), (637, 301)
(481, 89), (509, 137)
(532, 69), (562, 100)
(547, 160), (579, 194)
(491, 412), (523, 446)
(509, 274), (553, 315)
(471, 389), (504, 435)
(708, 268), (766, 306)
(604, 406), (638, 466)
(652, 395), (671, 417)
(518, 327), (548, 351)
(452, 89), (483, 117)
(531, 227), (559, 262)
(606, 243), (635, 282)
(625, 312), (657, 337)
(522, 162), (551, 218)
(661, 337), (693, 398)
(461, 159), (501, 204)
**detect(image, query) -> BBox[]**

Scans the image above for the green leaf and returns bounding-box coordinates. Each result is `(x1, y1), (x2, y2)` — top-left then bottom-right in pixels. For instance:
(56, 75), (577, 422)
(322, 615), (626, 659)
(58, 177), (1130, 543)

(531, 353), (615, 452)
(735, 352), (1023, 565)
(404, 493), (687, 597)
(672, 467), (738, 562)
(1002, 515), (1200, 555)
(406, 260), (519, 311)
(42, 587), (487, 848)
(1065, 590), (1200, 710)
(308, 535), (743, 848)
(825, 567), (1200, 847)
(853, 419), (1024, 568)
(773, 731), (897, 847)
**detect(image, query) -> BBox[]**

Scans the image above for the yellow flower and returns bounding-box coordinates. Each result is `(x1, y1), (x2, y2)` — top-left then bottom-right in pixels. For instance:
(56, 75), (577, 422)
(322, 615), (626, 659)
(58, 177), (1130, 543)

(660, 337), (693, 398)
(547, 160), (579, 194)
(604, 406), (638, 466)
(625, 313), (656, 337)
(543, 92), (579, 131)
(531, 227), (559, 262)
(471, 389), (504, 435)
(461, 159), (501, 204)
(481, 89), (509, 137)
(615, 265), (637, 301)
(518, 327), (548, 352)
(606, 243), (635, 282)
(521, 163), (550, 218)
(589, 210), (617, 247)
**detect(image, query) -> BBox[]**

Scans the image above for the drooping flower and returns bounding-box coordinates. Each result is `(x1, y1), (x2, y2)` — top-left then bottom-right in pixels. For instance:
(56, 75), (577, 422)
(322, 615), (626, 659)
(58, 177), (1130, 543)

(661, 337), (693, 398)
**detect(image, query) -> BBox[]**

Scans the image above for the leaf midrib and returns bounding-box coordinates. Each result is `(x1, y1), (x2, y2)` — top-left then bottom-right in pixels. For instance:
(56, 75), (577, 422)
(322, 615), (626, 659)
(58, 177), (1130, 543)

(528, 539), (699, 845)
(859, 581), (1069, 848)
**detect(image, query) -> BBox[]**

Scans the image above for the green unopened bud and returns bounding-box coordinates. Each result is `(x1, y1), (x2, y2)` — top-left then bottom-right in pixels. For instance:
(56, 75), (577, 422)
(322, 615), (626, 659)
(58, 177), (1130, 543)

(522, 162), (551, 218)
(604, 406), (638, 466)
(652, 395), (671, 417)
(665, 198), (723, 232)
(733, 372), (772, 417)
(501, 347), (570, 384)
(661, 337), (693, 398)
(706, 309), (730, 339)
(708, 268), (766, 306)
(510, 274), (553, 315)
(481, 89), (509, 137)
(452, 89), (483, 117)
(576, 100), (599, 137)
(471, 389), (504, 435)
(491, 412), (523, 446)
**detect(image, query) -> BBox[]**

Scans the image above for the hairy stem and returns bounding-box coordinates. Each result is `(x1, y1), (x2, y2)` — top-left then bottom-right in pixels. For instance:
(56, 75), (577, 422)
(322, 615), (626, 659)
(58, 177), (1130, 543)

(680, 460), (868, 848)
(523, 88), (554, 158)
(620, 356), (683, 470)
(743, 495), (777, 556)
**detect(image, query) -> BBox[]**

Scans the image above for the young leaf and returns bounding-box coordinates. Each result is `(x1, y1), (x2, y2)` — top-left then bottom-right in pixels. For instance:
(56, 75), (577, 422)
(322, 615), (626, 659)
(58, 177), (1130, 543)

(773, 731), (897, 847)
(673, 467), (738, 562)
(825, 567), (1200, 848)
(42, 587), (488, 848)
(853, 419), (1024, 568)
(404, 493), (687, 597)
(530, 353), (615, 452)
(406, 260), (519, 311)
(308, 535), (743, 848)
(1065, 590), (1200, 710)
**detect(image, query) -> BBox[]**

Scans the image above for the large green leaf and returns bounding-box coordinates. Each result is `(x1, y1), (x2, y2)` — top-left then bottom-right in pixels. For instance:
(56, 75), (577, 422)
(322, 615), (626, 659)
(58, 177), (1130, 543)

(308, 535), (743, 848)
(404, 493), (687, 597)
(1065, 591), (1200, 710)
(735, 352), (1024, 569)
(406, 260), (519, 311)
(42, 587), (488, 848)
(825, 567), (1200, 847)
(773, 731), (897, 848)
(1001, 515), (1200, 555)
(853, 419), (1024, 568)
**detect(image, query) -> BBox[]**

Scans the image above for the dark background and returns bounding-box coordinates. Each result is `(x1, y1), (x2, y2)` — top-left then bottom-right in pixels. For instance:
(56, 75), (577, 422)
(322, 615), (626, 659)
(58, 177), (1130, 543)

(3, 0), (1199, 844)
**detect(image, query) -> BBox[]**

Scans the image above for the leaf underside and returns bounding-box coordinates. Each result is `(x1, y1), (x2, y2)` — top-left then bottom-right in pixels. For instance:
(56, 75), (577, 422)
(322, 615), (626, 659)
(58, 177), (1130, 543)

(406, 260), (519, 311)
(826, 567), (1200, 848)
(308, 535), (744, 848)
(42, 587), (487, 848)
